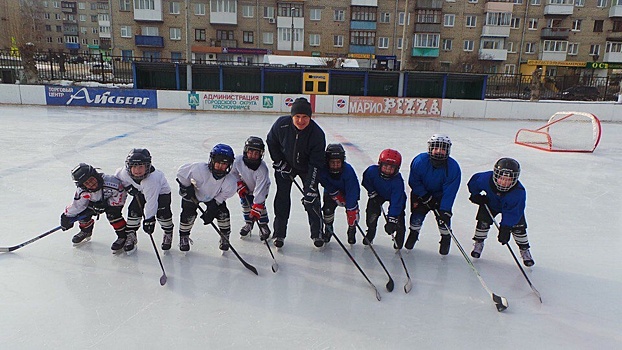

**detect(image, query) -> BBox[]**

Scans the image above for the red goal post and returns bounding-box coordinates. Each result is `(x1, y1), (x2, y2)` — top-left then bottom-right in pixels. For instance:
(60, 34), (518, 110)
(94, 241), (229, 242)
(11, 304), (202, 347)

(514, 111), (602, 153)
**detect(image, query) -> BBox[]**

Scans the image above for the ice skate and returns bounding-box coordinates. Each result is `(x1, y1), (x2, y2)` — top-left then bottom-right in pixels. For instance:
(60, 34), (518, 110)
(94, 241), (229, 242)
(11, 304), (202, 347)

(273, 237), (284, 249)
(110, 236), (126, 253)
(323, 224), (334, 243)
(313, 237), (325, 249)
(72, 231), (92, 246)
(439, 235), (451, 255)
(258, 224), (271, 241)
(239, 222), (253, 239)
(179, 235), (192, 253)
(520, 248), (535, 267)
(161, 231), (173, 251)
(471, 240), (484, 258)
(346, 226), (356, 245)
(124, 231), (137, 255)
(404, 230), (419, 251)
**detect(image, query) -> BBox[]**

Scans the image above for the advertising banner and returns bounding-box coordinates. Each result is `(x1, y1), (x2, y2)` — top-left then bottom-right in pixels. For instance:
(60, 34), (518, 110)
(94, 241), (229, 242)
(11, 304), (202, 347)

(349, 96), (442, 116)
(45, 86), (157, 108)
(198, 92), (279, 113)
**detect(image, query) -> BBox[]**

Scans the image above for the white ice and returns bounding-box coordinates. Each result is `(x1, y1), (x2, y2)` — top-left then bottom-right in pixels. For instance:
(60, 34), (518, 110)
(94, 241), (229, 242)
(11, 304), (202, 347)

(0, 105), (620, 349)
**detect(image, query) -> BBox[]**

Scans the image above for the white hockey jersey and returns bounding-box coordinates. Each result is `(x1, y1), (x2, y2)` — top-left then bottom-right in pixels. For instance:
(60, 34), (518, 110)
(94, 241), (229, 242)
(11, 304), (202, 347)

(114, 167), (172, 219)
(176, 162), (237, 205)
(64, 174), (126, 217)
(231, 156), (271, 205)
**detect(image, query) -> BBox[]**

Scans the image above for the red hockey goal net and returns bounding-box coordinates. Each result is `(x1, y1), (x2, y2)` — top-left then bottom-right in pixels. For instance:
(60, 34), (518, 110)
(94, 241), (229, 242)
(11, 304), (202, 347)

(514, 111), (602, 153)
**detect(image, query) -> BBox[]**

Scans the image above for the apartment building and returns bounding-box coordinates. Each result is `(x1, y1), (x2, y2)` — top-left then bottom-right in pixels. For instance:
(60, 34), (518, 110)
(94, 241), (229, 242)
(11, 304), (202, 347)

(5, 0), (622, 75)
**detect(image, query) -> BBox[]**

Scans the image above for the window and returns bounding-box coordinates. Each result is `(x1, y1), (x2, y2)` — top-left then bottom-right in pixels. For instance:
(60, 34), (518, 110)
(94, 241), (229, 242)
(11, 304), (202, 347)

(142, 27), (158, 36)
(463, 40), (474, 51)
(575, 0), (584, 6)
(597, 0), (607, 7)
(572, 19), (581, 31)
(525, 42), (536, 54)
(590, 44), (600, 56)
(170, 28), (181, 40)
(511, 17), (520, 29)
(55, 13), (61, 20)
(44, 13), (50, 20)
(45, 25), (52, 31)
(613, 20), (622, 32)
(92, 27), (98, 33)
(398, 12), (410, 25)
(80, 27), (87, 34)
(468, 0), (478, 3)
(217, 30), (234, 40)
(212, 0), (236, 13)
(263, 32), (273, 44)
(93, 39), (99, 45)
(195, 29), (206, 41)
(171, 52), (182, 62)
(334, 9), (345, 21)
(170, 2), (180, 14)
(466, 15), (477, 27)
(309, 34), (320, 46)
(350, 31), (375, 46)
(334, 35), (344, 47)
(352, 6), (377, 21)
(528, 18), (538, 30)
(121, 50), (133, 61)
(415, 33), (440, 48)
(531, 0), (541, 4)
(98, 14), (110, 21)
(56, 25), (62, 32)
(486, 12), (511, 26)
(568, 42), (579, 55)
(121, 26), (132, 38)
(57, 37), (63, 43)
(79, 14), (86, 22)
(78, 2), (85, 9)
(120, 0), (133, 11)
(242, 5), (254, 18)
(397, 38), (403, 49)
(243, 31), (254, 43)
(442, 39), (452, 50)
(91, 15), (97, 22)
(379, 12), (390, 23)
(135, 0), (155, 10)
(593, 20), (603, 32)
(310, 9), (321, 21)
(543, 40), (567, 52)
(514, 0), (524, 4)
(378, 37), (389, 49)
(81, 38), (88, 44)
(195, 3), (206, 15)
(481, 39), (501, 49)
(264, 6), (275, 18)
(444, 14), (455, 27)
(606, 42), (622, 53)
(416, 9), (440, 23)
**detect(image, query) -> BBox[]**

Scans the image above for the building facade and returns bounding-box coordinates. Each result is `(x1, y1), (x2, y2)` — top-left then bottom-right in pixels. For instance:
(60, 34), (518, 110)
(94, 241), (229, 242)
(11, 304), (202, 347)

(3, 0), (622, 75)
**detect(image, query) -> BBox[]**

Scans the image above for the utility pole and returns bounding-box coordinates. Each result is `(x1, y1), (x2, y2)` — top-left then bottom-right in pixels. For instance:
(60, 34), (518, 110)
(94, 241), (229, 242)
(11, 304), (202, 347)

(290, 7), (295, 56)
(399, 0), (409, 71)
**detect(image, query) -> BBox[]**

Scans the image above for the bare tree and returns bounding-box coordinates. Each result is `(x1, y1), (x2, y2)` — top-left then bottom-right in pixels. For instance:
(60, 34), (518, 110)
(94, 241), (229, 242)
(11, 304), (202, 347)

(2, 0), (42, 83)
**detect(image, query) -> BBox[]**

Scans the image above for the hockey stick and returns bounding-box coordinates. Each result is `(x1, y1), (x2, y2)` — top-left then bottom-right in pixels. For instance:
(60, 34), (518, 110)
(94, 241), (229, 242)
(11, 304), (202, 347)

(355, 223), (395, 292)
(0, 215), (87, 253)
(194, 200), (258, 276)
(433, 209), (508, 312)
(242, 196), (278, 273)
(134, 195), (168, 286)
(379, 207), (413, 293)
(483, 204), (542, 303)
(291, 177), (381, 301)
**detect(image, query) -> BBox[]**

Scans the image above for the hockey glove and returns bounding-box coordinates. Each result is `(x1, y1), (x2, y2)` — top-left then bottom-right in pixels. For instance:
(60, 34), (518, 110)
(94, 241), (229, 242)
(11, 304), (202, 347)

(237, 181), (249, 199)
(469, 193), (489, 206)
(346, 207), (360, 227)
(384, 216), (398, 235)
(201, 199), (219, 225)
(89, 200), (107, 214)
(330, 191), (346, 207)
(498, 226), (511, 245)
(436, 210), (452, 226)
(176, 179), (196, 201)
(126, 185), (139, 197)
(60, 213), (74, 231)
(273, 160), (292, 180)
(143, 216), (156, 234)
(420, 193), (438, 210)
(302, 188), (319, 209)
(249, 203), (265, 221)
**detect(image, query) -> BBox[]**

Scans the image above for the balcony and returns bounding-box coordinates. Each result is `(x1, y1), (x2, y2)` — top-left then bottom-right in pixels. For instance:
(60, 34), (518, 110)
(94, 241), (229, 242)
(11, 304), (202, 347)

(541, 27), (570, 40)
(210, 39), (238, 48)
(65, 43), (80, 50)
(540, 51), (567, 61)
(479, 48), (508, 61)
(544, 3), (574, 16)
(415, 0), (443, 9)
(350, 21), (377, 31)
(411, 47), (440, 58)
(606, 31), (622, 41)
(484, 1), (513, 13)
(135, 35), (164, 48)
(414, 23), (441, 33)
(611, 5), (622, 18)
(481, 25), (511, 37)
(350, 45), (375, 55)
(604, 52), (622, 62)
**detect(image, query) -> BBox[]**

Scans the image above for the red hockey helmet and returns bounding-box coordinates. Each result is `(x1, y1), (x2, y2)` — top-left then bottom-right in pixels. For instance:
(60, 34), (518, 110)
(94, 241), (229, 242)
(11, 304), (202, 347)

(378, 149), (401, 178)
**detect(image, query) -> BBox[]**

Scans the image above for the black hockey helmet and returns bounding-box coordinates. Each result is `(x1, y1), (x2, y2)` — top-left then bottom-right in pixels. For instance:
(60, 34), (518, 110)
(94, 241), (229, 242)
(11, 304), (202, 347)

(325, 143), (346, 177)
(209, 143), (235, 179)
(71, 163), (103, 191)
(125, 148), (152, 181)
(243, 136), (265, 170)
(493, 158), (520, 192)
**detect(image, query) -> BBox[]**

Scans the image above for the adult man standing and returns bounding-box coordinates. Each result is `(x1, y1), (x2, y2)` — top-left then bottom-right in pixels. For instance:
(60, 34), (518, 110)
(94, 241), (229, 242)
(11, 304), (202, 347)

(266, 97), (326, 248)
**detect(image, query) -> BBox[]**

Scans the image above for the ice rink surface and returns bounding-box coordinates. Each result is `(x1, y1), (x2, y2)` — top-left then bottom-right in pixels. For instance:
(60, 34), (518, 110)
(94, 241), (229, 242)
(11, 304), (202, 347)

(0, 105), (620, 349)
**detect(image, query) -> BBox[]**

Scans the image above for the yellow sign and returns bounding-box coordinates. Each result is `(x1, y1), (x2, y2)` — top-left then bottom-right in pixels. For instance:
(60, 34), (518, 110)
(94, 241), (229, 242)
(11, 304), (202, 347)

(348, 53), (375, 59)
(302, 72), (329, 95)
(527, 60), (586, 67)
